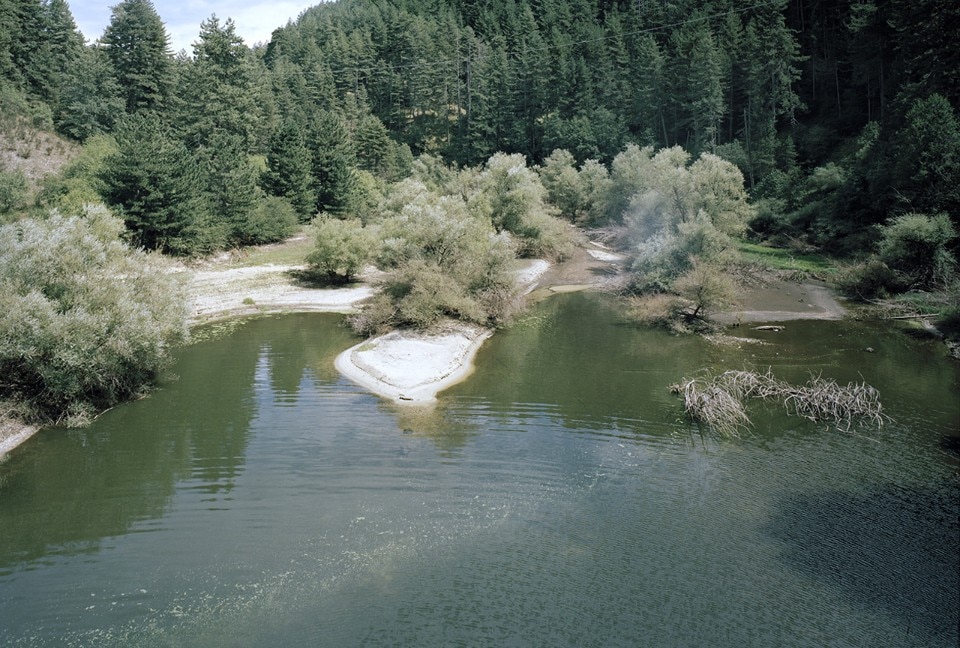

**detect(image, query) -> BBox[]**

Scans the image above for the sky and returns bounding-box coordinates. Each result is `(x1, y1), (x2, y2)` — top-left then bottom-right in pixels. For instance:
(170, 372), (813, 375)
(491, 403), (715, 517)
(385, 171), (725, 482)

(69, 1), (321, 53)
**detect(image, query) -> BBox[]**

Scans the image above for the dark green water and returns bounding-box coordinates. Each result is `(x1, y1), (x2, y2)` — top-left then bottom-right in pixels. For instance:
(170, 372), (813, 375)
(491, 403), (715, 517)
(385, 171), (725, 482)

(1, 294), (957, 647)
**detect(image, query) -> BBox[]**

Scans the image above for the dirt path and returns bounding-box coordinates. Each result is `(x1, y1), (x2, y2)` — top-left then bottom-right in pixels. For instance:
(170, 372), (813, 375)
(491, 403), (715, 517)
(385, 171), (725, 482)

(531, 241), (628, 296)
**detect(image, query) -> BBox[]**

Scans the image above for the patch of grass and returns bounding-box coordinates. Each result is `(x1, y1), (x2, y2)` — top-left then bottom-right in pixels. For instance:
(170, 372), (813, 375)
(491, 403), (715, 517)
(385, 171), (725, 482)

(738, 241), (836, 275)
(228, 227), (316, 268)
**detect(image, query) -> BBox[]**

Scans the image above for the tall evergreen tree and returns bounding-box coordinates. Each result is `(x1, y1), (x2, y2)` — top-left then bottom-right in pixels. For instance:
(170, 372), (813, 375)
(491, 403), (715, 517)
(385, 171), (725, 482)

(176, 15), (266, 151)
(99, 114), (209, 254)
(895, 94), (960, 219)
(196, 131), (262, 244)
(101, 0), (173, 114)
(32, 0), (84, 105)
(632, 33), (669, 147)
(56, 45), (125, 140)
(668, 17), (725, 153)
(306, 110), (357, 215)
(262, 120), (316, 221)
(740, 2), (803, 184)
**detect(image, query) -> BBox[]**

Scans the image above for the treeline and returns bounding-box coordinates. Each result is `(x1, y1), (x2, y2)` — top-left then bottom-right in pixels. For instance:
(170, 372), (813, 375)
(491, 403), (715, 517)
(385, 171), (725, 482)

(264, 0), (958, 253)
(0, 0), (957, 268)
(0, 0), (411, 254)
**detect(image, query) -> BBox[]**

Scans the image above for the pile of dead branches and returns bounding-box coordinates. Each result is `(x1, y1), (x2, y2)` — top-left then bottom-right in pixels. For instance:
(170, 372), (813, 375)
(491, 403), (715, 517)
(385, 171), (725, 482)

(670, 369), (886, 437)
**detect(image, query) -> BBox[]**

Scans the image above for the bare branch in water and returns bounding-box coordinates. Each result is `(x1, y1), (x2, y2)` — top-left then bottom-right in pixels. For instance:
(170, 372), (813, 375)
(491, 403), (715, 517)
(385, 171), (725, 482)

(669, 369), (887, 437)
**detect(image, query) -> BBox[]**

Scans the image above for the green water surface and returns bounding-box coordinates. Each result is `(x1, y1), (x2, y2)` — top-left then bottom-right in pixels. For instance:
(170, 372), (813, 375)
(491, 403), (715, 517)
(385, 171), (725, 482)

(0, 294), (957, 647)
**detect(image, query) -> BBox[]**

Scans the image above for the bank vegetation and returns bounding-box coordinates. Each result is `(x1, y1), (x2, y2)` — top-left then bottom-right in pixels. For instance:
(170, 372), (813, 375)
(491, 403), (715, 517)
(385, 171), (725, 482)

(1, 0), (958, 432)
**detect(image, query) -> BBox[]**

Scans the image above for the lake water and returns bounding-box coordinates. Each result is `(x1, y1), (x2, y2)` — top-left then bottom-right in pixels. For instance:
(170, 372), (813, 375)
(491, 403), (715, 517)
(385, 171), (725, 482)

(1, 293), (957, 647)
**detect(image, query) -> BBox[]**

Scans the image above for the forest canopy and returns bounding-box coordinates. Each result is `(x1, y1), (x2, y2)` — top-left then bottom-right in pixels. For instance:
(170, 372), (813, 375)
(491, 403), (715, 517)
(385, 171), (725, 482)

(3, 0), (956, 259)
(0, 0), (956, 271)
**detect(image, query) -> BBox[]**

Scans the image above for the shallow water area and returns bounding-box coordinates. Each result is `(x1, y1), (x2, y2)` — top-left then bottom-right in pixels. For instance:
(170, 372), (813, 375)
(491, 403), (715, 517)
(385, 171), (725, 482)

(0, 296), (957, 647)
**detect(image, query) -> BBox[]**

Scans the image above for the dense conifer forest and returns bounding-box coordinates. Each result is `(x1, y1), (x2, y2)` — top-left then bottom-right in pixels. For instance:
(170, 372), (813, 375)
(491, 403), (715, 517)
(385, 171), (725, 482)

(2, 0), (957, 250)
(0, 0), (957, 422)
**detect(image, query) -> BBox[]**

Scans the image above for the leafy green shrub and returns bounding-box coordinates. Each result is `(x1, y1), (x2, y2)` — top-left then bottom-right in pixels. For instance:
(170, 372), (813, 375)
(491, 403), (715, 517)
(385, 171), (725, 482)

(35, 134), (117, 214)
(671, 260), (735, 321)
(343, 154), (574, 334)
(624, 146), (751, 283)
(376, 192), (478, 268)
(352, 260), (488, 335)
(349, 175), (521, 333)
(877, 212), (956, 289)
(410, 154), (460, 194)
(538, 149), (583, 220)
(626, 260), (732, 332)
(237, 196), (298, 246)
(625, 293), (677, 329)
(606, 144), (655, 221)
(306, 216), (373, 284)
(377, 260), (486, 330)
(537, 150), (611, 225)
(0, 168), (28, 216)
(0, 207), (188, 424)
(835, 259), (902, 300)
(747, 197), (791, 241)
(470, 153), (575, 260)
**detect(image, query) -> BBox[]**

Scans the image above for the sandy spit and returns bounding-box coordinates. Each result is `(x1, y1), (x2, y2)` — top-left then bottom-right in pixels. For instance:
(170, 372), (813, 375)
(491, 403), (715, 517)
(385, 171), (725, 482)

(334, 259), (551, 404)
(0, 420), (38, 458)
(336, 324), (493, 404)
(713, 279), (847, 325)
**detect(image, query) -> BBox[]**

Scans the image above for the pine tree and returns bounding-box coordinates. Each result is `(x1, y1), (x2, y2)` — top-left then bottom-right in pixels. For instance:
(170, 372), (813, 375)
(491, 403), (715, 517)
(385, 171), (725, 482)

(740, 2), (803, 185)
(56, 45), (125, 141)
(32, 0), (84, 105)
(176, 15), (266, 151)
(667, 16), (725, 154)
(508, 5), (549, 159)
(895, 94), (960, 218)
(196, 131), (262, 245)
(306, 110), (357, 215)
(101, 0), (173, 114)
(262, 120), (316, 221)
(632, 33), (669, 147)
(99, 114), (210, 254)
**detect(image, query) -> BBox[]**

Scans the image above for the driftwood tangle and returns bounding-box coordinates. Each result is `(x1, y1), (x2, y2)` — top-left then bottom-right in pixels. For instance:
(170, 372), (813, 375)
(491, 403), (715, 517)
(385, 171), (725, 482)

(670, 369), (886, 437)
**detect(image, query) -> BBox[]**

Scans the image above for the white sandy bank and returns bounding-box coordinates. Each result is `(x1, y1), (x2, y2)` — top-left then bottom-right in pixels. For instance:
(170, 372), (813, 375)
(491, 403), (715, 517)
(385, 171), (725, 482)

(336, 324), (493, 403)
(0, 421), (37, 458)
(335, 259), (550, 404)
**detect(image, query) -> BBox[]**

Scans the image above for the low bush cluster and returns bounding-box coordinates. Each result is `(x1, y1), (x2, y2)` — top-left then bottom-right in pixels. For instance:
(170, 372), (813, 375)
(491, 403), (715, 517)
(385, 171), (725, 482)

(838, 212), (957, 300)
(0, 207), (188, 424)
(309, 153), (575, 334)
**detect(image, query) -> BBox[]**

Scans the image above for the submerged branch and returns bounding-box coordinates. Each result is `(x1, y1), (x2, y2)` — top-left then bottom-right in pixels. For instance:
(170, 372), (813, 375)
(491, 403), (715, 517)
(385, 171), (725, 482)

(669, 369), (887, 437)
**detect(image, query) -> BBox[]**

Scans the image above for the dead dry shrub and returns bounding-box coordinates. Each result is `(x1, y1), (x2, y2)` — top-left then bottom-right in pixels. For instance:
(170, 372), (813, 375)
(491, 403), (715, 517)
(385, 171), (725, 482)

(670, 369), (886, 437)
